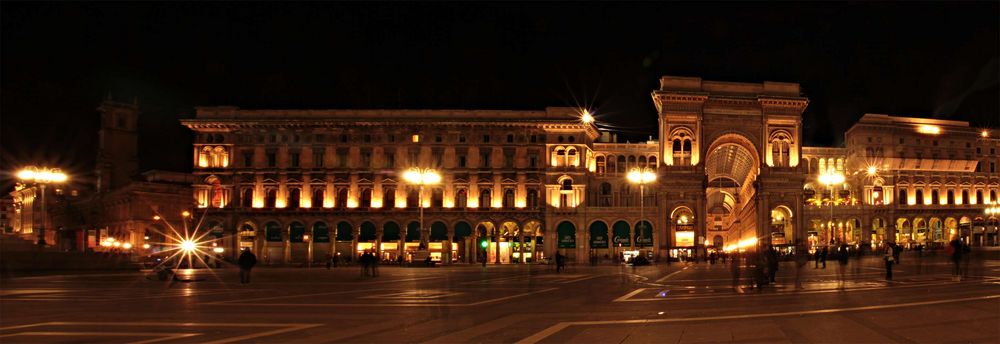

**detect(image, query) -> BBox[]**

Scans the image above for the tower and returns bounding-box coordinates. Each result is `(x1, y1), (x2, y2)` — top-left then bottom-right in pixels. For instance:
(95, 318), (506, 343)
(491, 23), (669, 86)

(95, 97), (140, 192)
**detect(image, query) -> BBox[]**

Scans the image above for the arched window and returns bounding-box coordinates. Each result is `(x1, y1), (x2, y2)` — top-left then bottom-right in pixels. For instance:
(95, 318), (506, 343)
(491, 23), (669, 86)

(607, 155), (617, 174)
(961, 190), (968, 204)
(976, 190), (983, 204)
(770, 132), (791, 167)
(384, 187), (396, 208)
(947, 190), (955, 205)
(915, 190), (924, 205)
(561, 179), (573, 191)
(899, 189), (907, 205)
(241, 188), (254, 208)
(527, 189), (539, 208)
(555, 148), (567, 166)
(627, 155), (636, 169)
(212, 146), (229, 167)
(931, 190), (940, 205)
(288, 188), (301, 209)
(567, 147), (578, 167)
(336, 188), (349, 209)
(406, 189), (419, 208)
(638, 156), (647, 168)
(265, 189), (277, 208)
(199, 147), (212, 168)
(503, 189), (515, 209)
(431, 188), (443, 208)
(360, 188), (373, 208)
(596, 156), (606, 175)
(455, 189), (467, 208)
(617, 156), (626, 173)
(649, 156), (657, 167)
(480, 189), (492, 208)
(311, 188), (324, 208)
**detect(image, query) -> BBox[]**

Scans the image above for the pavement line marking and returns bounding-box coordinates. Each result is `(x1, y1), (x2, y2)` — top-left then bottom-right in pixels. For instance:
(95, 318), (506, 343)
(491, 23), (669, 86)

(613, 288), (646, 302)
(0, 331), (200, 342)
(466, 287), (559, 306)
(655, 267), (688, 283)
(515, 294), (1000, 344)
(209, 287), (560, 307)
(205, 288), (390, 304)
(559, 275), (602, 284)
(618, 280), (971, 302)
(201, 324), (322, 344)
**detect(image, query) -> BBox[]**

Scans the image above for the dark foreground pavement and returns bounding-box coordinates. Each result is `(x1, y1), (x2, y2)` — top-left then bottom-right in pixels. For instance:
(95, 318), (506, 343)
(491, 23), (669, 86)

(1, 251), (998, 343)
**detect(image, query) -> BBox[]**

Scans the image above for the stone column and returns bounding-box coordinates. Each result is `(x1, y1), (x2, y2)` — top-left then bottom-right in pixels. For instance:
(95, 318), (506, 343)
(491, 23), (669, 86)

(444, 227), (454, 265)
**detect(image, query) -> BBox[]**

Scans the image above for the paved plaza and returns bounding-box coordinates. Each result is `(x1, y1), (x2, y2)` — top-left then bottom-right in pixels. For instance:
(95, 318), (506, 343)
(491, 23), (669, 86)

(2, 251), (999, 343)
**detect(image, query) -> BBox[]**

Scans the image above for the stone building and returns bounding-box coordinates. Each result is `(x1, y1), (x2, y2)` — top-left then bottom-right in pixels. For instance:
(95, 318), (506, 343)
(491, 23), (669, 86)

(181, 75), (999, 265)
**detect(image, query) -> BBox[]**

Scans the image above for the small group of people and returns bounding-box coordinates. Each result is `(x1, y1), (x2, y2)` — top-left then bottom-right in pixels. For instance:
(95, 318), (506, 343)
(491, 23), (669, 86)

(358, 250), (380, 278)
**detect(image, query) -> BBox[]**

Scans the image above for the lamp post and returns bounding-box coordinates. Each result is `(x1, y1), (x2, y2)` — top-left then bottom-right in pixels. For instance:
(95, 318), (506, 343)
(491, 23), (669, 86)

(627, 167), (657, 252)
(403, 168), (441, 252)
(16, 166), (68, 247)
(819, 172), (845, 245)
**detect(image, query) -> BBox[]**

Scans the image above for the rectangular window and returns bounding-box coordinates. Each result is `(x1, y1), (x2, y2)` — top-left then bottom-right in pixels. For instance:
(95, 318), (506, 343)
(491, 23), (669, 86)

(386, 153), (395, 168)
(504, 153), (514, 168)
(266, 152), (276, 167)
(337, 149), (348, 168)
(243, 151), (253, 168)
(459, 135), (466, 143)
(899, 138), (904, 144)
(363, 135), (371, 143)
(315, 134), (325, 142)
(528, 154), (538, 168)
(313, 150), (324, 167)
(291, 153), (300, 168)
(530, 135), (537, 143)
(991, 162), (996, 173)
(481, 152), (491, 168)
(977, 147), (982, 154)
(507, 134), (514, 143)
(458, 155), (467, 168)
(435, 135), (442, 143)
(412, 135), (420, 143)
(483, 135), (490, 143)
(362, 152), (371, 167)
(388, 134), (395, 143)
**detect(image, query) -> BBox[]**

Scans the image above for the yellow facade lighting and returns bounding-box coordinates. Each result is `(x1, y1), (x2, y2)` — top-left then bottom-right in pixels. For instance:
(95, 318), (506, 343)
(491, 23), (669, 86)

(818, 172), (845, 186)
(983, 130), (990, 138)
(866, 166), (878, 177)
(917, 125), (941, 135)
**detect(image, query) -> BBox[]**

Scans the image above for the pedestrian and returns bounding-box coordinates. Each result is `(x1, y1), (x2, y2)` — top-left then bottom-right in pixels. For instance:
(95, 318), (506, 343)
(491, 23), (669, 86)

(892, 242), (901, 265)
(948, 238), (963, 280)
(837, 244), (849, 289)
(814, 248), (821, 268)
(820, 246), (828, 269)
(360, 251), (370, 278)
(372, 253), (380, 277)
(238, 248), (257, 284)
(555, 252), (564, 273)
(325, 253), (333, 270)
(765, 245), (779, 283)
(794, 245), (808, 289)
(884, 243), (895, 281)
(730, 251), (741, 291)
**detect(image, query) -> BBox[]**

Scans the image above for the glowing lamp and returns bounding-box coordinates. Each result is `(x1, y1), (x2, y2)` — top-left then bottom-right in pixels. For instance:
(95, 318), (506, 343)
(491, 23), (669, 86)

(180, 240), (196, 253)
(866, 166), (877, 176)
(142, 244), (151, 249)
(213, 247), (225, 254)
(122, 243), (133, 249)
(580, 110), (594, 124)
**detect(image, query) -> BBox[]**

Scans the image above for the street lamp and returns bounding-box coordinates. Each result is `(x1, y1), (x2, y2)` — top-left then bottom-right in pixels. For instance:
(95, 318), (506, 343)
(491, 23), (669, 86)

(403, 168), (441, 251)
(16, 166), (68, 246)
(627, 167), (657, 250)
(819, 172), (845, 244)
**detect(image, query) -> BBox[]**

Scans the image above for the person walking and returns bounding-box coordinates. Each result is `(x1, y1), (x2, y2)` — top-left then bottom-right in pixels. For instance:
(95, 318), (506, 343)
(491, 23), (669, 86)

(765, 245), (779, 283)
(325, 253), (333, 270)
(837, 244), (849, 289)
(360, 251), (370, 278)
(948, 238), (963, 280)
(884, 244), (895, 281)
(730, 251), (741, 291)
(814, 248), (821, 268)
(238, 248), (257, 284)
(555, 252), (565, 273)
(372, 252), (380, 277)
(820, 246), (828, 269)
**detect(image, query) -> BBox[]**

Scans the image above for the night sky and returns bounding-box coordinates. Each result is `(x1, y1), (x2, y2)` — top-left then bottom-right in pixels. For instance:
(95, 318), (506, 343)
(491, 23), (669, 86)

(2, 3), (997, 192)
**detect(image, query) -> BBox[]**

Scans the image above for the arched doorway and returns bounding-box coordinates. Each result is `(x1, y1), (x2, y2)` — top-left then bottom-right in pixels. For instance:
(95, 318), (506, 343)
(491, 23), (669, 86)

(454, 221), (473, 263)
(929, 218), (944, 243)
(913, 218), (927, 244)
(474, 221), (495, 264)
(335, 221), (353, 261)
(237, 221), (257, 257)
(705, 134), (761, 257)
(522, 221), (543, 263)
(556, 221), (576, 261)
(263, 221), (283, 265)
(769, 206), (793, 247)
(896, 218), (911, 245)
(382, 221), (401, 262)
(358, 221), (377, 257)
(487, 221), (519, 264)
(872, 218), (887, 246)
(589, 221), (610, 262)
(634, 220), (653, 248)
(429, 221), (451, 262)
(405, 221), (421, 259)
(288, 221), (307, 262)
(670, 207), (696, 260)
(312, 221), (330, 263)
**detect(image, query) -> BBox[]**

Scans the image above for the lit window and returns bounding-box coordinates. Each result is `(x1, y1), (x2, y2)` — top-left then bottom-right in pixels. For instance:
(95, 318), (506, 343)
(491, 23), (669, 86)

(412, 135), (420, 143)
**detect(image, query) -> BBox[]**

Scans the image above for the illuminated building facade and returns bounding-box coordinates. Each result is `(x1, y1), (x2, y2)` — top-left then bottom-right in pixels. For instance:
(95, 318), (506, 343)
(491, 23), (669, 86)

(182, 75), (999, 264)
(803, 115), (1000, 248)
